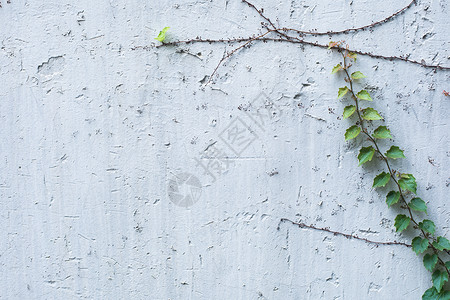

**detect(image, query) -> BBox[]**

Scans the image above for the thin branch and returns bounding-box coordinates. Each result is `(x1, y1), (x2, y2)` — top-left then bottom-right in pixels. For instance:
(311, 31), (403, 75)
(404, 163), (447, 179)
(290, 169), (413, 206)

(242, 0), (416, 36)
(152, 36), (450, 71)
(204, 29), (276, 85)
(280, 218), (412, 248)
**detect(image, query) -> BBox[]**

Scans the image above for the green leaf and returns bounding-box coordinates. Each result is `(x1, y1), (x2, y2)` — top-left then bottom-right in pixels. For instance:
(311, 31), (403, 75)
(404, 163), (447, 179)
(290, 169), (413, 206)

(155, 27), (170, 42)
(439, 291), (450, 300)
(332, 64), (342, 74)
(372, 126), (392, 139)
(424, 254), (438, 272)
(385, 146), (406, 159)
(345, 125), (361, 141)
(433, 237), (450, 251)
(409, 197), (427, 213)
(412, 236), (429, 254)
(343, 105), (356, 119)
(386, 191), (400, 207)
(351, 71), (366, 79)
(438, 291), (450, 300)
(394, 214), (410, 232)
(328, 41), (339, 49)
(358, 146), (375, 166)
(356, 90), (372, 101)
(398, 174), (417, 194)
(446, 261), (450, 270)
(338, 87), (349, 99)
(432, 270), (449, 293)
(419, 220), (436, 235)
(362, 107), (383, 120)
(348, 52), (357, 60)
(373, 172), (390, 188)
(422, 287), (450, 300)
(423, 287), (438, 300)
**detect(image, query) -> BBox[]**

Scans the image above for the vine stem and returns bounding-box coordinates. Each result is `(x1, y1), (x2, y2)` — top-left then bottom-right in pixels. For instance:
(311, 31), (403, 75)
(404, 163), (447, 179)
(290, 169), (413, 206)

(242, 0), (416, 37)
(280, 218), (412, 248)
(203, 29), (277, 85)
(153, 36), (450, 71)
(340, 52), (450, 276)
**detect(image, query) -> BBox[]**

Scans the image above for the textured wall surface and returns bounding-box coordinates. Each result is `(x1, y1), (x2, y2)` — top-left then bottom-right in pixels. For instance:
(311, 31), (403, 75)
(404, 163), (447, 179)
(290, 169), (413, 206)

(0, 0), (449, 299)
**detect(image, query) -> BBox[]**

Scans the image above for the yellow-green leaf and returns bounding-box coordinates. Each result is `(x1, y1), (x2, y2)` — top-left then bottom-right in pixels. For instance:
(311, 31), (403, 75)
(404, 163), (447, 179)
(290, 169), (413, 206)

(385, 146), (405, 159)
(372, 126), (392, 139)
(351, 71), (366, 79)
(348, 52), (357, 60)
(338, 87), (349, 99)
(155, 27), (170, 42)
(362, 107), (382, 120)
(356, 90), (372, 101)
(343, 105), (356, 119)
(332, 64), (342, 74)
(345, 125), (361, 141)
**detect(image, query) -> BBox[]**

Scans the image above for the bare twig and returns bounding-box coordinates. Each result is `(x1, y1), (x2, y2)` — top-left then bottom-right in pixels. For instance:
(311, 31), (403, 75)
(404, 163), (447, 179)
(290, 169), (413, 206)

(280, 218), (412, 248)
(242, 0), (416, 36)
(153, 36), (450, 71)
(205, 29), (276, 85)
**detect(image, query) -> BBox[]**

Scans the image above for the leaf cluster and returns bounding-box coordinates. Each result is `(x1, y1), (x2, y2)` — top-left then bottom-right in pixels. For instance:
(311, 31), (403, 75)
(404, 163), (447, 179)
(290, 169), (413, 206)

(331, 48), (450, 298)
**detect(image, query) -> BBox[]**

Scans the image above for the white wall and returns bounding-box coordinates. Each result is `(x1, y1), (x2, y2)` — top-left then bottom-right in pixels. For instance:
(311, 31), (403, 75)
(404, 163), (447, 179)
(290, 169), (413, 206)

(0, 0), (449, 299)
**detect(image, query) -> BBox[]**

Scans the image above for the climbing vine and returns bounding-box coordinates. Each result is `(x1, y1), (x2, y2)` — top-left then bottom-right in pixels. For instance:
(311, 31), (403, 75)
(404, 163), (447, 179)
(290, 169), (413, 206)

(149, 0), (450, 298)
(330, 43), (449, 298)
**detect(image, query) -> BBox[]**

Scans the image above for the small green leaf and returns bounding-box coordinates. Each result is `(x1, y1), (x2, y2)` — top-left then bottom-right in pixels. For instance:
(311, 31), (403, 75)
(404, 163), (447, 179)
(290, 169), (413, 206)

(155, 27), (170, 42)
(385, 146), (406, 159)
(422, 287), (450, 300)
(372, 126), (392, 139)
(338, 87), (349, 99)
(386, 191), (400, 207)
(343, 105), (356, 119)
(328, 41), (339, 49)
(394, 214), (410, 232)
(332, 64), (342, 74)
(409, 197), (427, 213)
(419, 220), (436, 235)
(356, 90), (372, 101)
(362, 107), (383, 120)
(422, 287), (437, 300)
(348, 52), (357, 60)
(446, 261), (450, 270)
(412, 236), (429, 254)
(423, 253), (437, 272)
(373, 172), (390, 188)
(398, 174), (417, 194)
(358, 146), (375, 166)
(433, 236), (450, 251)
(351, 71), (366, 79)
(345, 125), (361, 141)
(423, 254), (438, 272)
(432, 270), (449, 293)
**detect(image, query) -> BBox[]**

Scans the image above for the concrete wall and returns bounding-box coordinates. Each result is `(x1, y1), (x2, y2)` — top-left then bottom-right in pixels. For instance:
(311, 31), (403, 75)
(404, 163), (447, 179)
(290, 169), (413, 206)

(1, 0), (449, 299)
